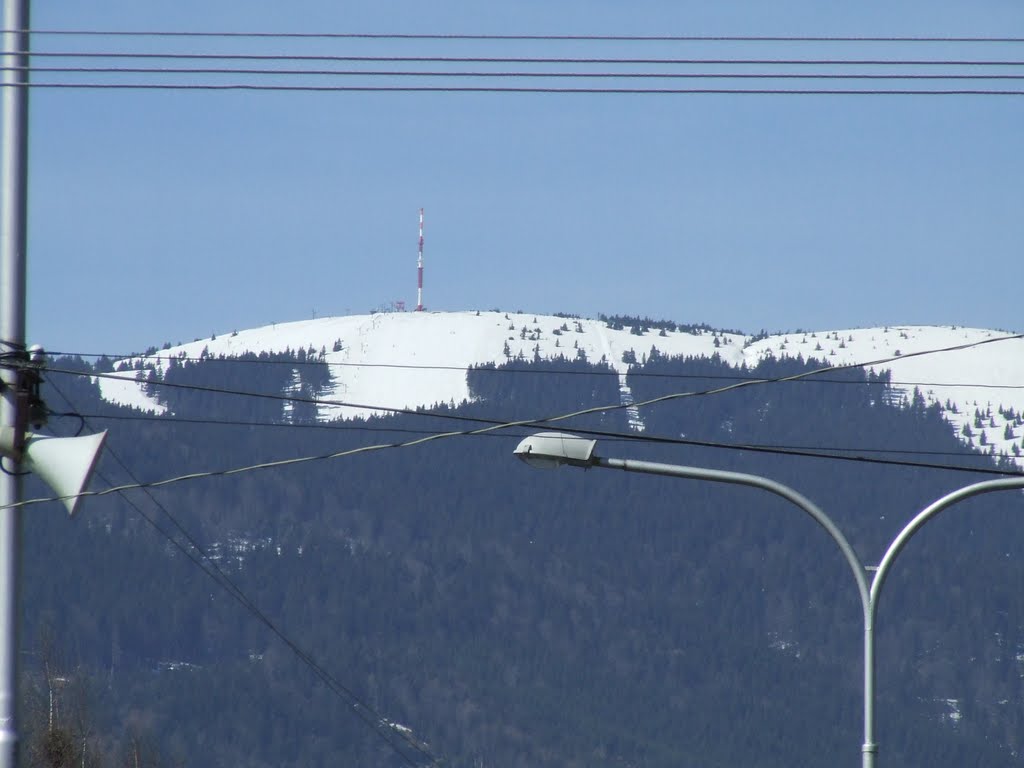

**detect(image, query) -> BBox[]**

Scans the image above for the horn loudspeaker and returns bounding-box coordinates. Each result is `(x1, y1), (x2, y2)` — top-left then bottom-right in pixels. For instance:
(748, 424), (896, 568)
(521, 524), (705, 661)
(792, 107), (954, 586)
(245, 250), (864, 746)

(0, 427), (107, 516)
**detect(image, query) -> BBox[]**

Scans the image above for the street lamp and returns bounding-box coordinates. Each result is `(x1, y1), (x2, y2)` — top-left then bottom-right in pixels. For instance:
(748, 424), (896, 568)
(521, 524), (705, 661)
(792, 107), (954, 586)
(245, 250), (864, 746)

(513, 431), (1024, 768)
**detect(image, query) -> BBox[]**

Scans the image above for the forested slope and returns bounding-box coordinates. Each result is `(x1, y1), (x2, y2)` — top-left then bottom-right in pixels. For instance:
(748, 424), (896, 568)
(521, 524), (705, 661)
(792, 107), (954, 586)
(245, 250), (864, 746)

(19, 350), (1024, 767)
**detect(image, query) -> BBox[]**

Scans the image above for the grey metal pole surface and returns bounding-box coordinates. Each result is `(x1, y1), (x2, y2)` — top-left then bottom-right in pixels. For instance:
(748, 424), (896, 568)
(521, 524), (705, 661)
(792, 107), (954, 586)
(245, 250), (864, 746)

(0, 1), (29, 766)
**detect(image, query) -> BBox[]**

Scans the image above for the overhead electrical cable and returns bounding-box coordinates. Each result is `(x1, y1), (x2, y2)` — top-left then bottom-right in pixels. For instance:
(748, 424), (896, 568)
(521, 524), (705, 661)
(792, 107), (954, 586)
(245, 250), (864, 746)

(44, 385), (280, 614)
(9, 82), (1023, 95)
(5, 45), (1021, 94)
(12, 52), (1024, 66)
(36, 333), (1024, 448)
(599, 431), (1021, 475)
(8, 399), (1022, 515)
(47, 365), (404, 416)
(8, 31), (1024, 42)
(506, 332), (1024, 425)
(46, 347), (1024, 391)
(10, 333), (1024, 511)
(58, 409), (1020, 465)
(44, 383), (446, 768)
(8, 66), (1024, 81)
(37, 330), (1024, 422)
(36, 363), (898, 423)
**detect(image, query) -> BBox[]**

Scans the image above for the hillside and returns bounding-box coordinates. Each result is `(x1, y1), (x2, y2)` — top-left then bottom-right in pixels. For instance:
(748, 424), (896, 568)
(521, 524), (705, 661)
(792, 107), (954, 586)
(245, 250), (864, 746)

(96, 310), (1024, 467)
(21, 311), (1024, 767)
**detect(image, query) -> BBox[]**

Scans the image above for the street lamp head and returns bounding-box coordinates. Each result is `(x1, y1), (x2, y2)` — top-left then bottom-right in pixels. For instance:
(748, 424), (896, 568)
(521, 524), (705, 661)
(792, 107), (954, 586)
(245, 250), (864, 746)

(513, 432), (597, 469)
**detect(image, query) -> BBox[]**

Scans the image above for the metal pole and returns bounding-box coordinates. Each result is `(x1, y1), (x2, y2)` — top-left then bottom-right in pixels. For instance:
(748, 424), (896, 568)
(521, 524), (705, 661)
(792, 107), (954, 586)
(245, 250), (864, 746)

(863, 619), (877, 768)
(0, 1), (30, 765)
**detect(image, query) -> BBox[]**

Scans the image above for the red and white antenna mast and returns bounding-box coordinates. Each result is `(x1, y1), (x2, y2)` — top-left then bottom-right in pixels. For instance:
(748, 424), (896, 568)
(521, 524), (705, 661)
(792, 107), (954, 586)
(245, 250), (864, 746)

(416, 207), (425, 311)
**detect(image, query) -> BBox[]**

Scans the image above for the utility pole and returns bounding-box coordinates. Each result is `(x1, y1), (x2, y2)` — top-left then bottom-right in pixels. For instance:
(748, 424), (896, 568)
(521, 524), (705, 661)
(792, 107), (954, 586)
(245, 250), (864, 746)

(0, 1), (30, 766)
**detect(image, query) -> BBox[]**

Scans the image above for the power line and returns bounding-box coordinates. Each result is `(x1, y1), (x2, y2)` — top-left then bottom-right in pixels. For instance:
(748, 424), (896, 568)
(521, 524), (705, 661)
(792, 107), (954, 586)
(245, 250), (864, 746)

(11, 65), (1024, 81)
(545, 332), (1024, 424)
(38, 362), (878, 423)
(616, 430), (1020, 475)
(9, 31), (1024, 42)
(46, 365), (403, 416)
(36, 371), (1024, 475)
(36, 331), (1024, 421)
(45, 347), (1024, 391)
(6, 49), (1022, 94)
(58, 409), (1018, 464)
(12, 335), (1024, 511)
(10, 83), (1024, 95)
(9, 399), (1022, 515)
(45, 383), (445, 768)
(13, 51), (1024, 66)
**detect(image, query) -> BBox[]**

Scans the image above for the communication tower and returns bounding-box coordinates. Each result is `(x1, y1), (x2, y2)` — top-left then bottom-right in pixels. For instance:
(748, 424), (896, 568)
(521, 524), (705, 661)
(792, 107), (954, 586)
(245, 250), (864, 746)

(416, 208), (425, 311)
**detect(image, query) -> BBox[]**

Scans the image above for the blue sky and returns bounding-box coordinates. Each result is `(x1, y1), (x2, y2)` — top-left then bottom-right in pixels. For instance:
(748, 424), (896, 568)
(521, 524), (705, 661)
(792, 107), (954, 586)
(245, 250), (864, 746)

(23, 1), (1024, 354)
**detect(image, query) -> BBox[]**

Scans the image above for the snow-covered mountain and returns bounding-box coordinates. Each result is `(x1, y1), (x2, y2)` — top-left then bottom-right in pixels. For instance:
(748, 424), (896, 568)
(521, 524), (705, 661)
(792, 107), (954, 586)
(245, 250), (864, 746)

(96, 310), (1024, 467)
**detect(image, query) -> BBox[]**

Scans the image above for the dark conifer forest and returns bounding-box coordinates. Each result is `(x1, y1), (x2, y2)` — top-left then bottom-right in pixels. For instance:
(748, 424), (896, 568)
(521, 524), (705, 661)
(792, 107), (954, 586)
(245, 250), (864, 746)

(19, 349), (1024, 767)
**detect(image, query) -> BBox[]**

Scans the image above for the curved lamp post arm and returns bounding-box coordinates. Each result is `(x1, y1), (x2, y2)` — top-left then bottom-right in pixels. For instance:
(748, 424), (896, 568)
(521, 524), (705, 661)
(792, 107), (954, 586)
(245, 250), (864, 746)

(871, 477), (1024, 607)
(597, 457), (872, 611)
(859, 476), (1024, 768)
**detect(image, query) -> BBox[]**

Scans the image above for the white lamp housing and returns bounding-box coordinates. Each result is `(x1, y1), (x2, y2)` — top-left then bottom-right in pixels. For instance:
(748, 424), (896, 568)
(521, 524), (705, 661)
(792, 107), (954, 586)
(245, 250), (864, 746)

(513, 431), (597, 469)
(0, 426), (107, 516)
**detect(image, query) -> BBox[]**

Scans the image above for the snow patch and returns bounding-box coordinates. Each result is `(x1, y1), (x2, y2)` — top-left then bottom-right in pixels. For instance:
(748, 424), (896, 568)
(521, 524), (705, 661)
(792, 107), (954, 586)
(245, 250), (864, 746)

(94, 369), (167, 414)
